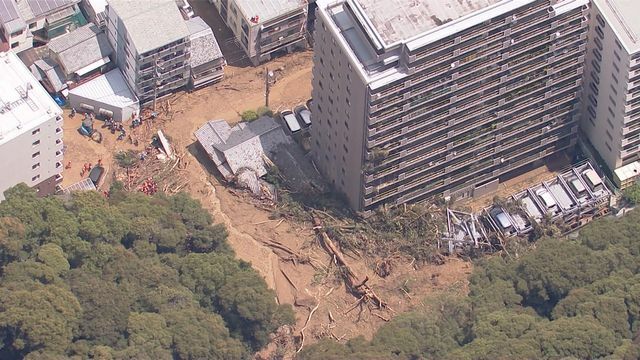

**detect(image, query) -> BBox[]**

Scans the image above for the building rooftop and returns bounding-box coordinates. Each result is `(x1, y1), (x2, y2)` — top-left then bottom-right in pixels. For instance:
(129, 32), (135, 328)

(195, 117), (290, 180)
(0, 0), (19, 22)
(69, 68), (138, 108)
(593, 0), (640, 53)
(48, 23), (112, 74)
(234, 0), (306, 24)
(352, 0), (502, 45)
(614, 161), (640, 183)
(27, 0), (77, 17)
(186, 16), (223, 68)
(0, 51), (62, 146)
(107, 0), (189, 54)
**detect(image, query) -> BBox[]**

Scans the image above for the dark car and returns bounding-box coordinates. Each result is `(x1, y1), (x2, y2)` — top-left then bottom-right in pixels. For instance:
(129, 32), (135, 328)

(89, 165), (105, 186)
(294, 105), (311, 127)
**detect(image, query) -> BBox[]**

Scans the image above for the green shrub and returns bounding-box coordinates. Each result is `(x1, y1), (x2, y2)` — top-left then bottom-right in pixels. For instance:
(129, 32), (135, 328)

(256, 106), (273, 117)
(241, 110), (259, 122)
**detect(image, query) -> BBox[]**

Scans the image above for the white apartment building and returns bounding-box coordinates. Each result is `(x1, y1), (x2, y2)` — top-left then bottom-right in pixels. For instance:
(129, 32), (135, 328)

(311, 0), (589, 214)
(581, 0), (640, 183)
(208, 0), (308, 65)
(0, 51), (64, 201)
(106, 0), (190, 105)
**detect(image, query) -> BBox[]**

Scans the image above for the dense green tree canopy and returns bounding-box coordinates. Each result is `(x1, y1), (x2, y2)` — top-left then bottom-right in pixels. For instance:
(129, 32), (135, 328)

(302, 210), (640, 360)
(0, 184), (293, 359)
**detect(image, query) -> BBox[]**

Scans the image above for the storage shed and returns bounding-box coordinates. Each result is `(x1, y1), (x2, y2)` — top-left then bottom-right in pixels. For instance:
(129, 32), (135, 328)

(67, 68), (139, 121)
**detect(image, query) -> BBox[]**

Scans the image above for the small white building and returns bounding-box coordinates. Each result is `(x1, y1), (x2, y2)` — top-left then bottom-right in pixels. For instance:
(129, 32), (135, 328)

(0, 51), (64, 200)
(68, 68), (139, 121)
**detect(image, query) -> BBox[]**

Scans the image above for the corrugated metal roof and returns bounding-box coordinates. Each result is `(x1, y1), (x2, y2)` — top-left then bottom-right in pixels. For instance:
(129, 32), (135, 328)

(27, 0), (77, 17)
(48, 24), (112, 74)
(234, 0), (306, 23)
(69, 68), (138, 108)
(108, 0), (189, 54)
(0, 0), (19, 22)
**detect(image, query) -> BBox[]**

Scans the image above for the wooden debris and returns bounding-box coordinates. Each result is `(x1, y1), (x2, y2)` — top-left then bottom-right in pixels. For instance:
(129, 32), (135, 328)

(313, 216), (393, 315)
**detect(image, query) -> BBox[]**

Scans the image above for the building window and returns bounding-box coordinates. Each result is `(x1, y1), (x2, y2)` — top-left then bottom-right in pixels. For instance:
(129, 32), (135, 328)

(615, 39), (623, 51)
(32, 128), (40, 135)
(614, 52), (621, 63)
(595, 25), (604, 39)
(609, 95), (616, 107)
(608, 106), (615, 117)
(606, 142), (612, 151)
(592, 59), (601, 73)
(606, 130), (613, 141)
(588, 94), (598, 107)
(589, 81), (599, 96)
(596, 14), (606, 28)
(32, 139), (40, 146)
(11, 42), (19, 48)
(594, 37), (603, 51)
(32, 175), (40, 182)
(32, 151), (40, 158)
(587, 104), (597, 118)
(592, 48), (602, 62)
(55, 127), (62, 134)
(607, 118), (614, 128)
(55, 139), (62, 145)
(590, 70), (600, 85)
(32, 163), (40, 170)
(610, 84), (618, 96)
(589, 116), (596, 126)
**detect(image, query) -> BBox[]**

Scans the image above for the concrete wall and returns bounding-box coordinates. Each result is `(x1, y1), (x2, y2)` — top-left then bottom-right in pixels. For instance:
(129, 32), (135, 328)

(310, 11), (366, 211)
(68, 93), (138, 122)
(0, 113), (63, 200)
(581, 4), (631, 171)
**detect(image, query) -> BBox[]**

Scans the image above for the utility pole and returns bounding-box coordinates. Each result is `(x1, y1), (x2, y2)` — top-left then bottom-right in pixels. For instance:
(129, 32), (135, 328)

(264, 66), (270, 108)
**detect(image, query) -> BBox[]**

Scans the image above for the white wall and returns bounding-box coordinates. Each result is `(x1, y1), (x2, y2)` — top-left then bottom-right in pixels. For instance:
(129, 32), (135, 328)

(0, 113), (63, 200)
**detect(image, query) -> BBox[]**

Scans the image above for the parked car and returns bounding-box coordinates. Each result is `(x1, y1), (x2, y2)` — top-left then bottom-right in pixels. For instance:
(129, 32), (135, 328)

(280, 110), (301, 133)
(178, 0), (194, 19)
(294, 105), (311, 127)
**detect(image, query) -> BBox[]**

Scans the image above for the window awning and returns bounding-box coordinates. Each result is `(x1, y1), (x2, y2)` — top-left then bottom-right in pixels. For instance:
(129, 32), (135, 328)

(75, 56), (110, 77)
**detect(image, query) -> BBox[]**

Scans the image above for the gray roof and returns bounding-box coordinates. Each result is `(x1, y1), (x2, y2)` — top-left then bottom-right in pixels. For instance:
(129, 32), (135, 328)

(186, 17), (223, 68)
(0, 0), (19, 22)
(69, 68), (138, 108)
(593, 0), (640, 53)
(234, 0), (306, 23)
(48, 23), (112, 74)
(28, 0), (77, 17)
(195, 117), (291, 180)
(353, 0), (502, 45)
(107, 0), (189, 54)
(32, 58), (66, 91)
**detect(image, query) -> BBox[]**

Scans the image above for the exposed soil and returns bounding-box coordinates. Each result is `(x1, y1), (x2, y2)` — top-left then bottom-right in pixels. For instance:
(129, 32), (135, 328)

(61, 2), (472, 355)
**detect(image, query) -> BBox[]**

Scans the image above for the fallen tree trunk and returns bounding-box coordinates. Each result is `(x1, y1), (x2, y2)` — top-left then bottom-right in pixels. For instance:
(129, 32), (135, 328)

(313, 216), (392, 313)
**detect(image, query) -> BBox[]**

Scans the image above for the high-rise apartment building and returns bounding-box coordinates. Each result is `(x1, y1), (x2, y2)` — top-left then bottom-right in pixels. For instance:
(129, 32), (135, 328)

(581, 0), (640, 178)
(106, 0), (190, 104)
(0, 51), (64, 201)
(310, 0), (589, 214)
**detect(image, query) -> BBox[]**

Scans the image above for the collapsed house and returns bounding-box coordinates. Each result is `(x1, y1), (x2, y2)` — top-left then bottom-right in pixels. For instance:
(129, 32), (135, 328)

(443, 161), (612, 253)
(194, 116), (291, 181)
(483, 161), (611, 239)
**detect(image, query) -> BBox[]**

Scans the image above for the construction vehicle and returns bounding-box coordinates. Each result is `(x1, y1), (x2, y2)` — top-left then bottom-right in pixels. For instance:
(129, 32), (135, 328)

(78, 115), (103, 143)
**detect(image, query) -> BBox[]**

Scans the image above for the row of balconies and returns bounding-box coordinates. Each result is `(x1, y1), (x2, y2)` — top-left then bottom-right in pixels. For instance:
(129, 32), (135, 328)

(371, 28), (585, 111)
(410, 0), (551, 60)
(365, 128), (573, 207)
(366, 98), (577, 184)
(365, 131), (575, 208)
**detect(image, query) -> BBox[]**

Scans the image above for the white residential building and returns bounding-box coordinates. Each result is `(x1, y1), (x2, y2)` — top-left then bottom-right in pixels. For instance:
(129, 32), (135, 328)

(311, 0), (589, 213)
(581, 0), (640, 184)
(208, 0), (308, 65)
(0, 51), (64, 200)
(106, 0), (190, 104)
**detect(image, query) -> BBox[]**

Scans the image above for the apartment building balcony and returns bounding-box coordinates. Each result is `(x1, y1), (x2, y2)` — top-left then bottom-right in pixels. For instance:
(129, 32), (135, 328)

(259, 31), (304, 54)
(621, 146), (640, 159)
(364, 135), (573, 209)
(367, 91), (578, 181)
(139, 42), (188, 64)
